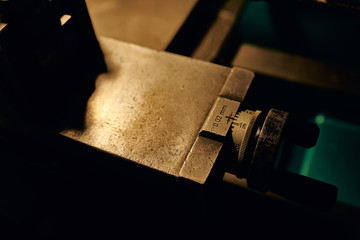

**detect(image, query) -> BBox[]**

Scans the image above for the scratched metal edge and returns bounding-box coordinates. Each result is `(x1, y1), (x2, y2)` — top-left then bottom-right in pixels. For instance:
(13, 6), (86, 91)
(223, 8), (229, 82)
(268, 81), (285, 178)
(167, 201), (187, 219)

(178, 136), (223, 184)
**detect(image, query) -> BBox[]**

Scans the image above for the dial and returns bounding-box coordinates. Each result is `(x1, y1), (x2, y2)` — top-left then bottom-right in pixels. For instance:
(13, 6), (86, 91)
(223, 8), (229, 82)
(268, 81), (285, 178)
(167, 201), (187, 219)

(231, 109), (262, 166)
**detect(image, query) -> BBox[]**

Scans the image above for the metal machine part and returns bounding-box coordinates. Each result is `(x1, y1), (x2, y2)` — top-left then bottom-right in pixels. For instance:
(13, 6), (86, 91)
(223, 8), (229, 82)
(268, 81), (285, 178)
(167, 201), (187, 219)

(238, 109), (289, 191)
(230, 109), (285, 179)
(0, 0), (339, 211)
(0, 1), (349, 238)
(227, 107), (337, 208)
(0, 0), (336, 205)
(62, 37), (247, 184)
(58, 36), (336, 208)
(231, 109), (262, 171)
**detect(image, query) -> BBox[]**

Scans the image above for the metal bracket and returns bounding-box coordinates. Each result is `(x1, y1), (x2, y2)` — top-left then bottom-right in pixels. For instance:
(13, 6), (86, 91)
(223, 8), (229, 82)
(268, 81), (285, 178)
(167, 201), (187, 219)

(179, 67), (254, 184)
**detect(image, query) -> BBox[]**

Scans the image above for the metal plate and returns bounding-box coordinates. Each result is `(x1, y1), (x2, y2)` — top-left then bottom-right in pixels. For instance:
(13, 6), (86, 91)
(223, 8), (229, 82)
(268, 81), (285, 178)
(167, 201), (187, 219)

(62, 37), (230, 177)
(86, 0), (197, 50)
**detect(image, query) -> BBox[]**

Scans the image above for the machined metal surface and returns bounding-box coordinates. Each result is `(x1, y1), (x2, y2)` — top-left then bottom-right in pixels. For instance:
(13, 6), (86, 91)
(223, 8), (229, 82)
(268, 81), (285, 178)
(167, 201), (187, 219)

(86, 0), (197, 50)
(232, 110), (262, 167)
(182, 68), (254, 183)
(62, 37), (233, 177)
(232, 43), (360, 96)
(200, 68), (254, 138)
(200, 97), (240, 137)
(62, 37), (255, 183)
(179, 136), (223, 184)
(248, 109), (289, 192)
(191, 0), (247, 61)
(219, 67), (254, 102)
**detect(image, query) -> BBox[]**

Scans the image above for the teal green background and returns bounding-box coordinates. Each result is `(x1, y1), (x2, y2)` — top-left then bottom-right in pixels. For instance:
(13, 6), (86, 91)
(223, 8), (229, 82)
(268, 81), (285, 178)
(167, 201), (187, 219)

(300, 115), (360, 207)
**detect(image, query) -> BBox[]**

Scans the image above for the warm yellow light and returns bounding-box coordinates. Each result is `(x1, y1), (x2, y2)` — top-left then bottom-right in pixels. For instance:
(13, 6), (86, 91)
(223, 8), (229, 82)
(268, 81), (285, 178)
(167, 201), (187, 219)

(60, 14), (72, 26)
(0, 22), (7, 32)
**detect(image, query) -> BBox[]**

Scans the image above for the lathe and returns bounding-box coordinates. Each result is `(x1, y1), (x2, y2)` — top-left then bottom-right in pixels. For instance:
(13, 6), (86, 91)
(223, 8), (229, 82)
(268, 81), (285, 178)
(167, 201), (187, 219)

(1, 0), (359, 238)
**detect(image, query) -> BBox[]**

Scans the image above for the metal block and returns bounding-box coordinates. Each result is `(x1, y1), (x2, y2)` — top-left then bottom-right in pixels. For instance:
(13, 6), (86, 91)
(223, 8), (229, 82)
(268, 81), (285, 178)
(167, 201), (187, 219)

(62, 37), (230, 177)
(62, 37), (254, 184)
(179, 136), (223, 184)
(219, 67), (254, 102)
(200, 67), (254, 137)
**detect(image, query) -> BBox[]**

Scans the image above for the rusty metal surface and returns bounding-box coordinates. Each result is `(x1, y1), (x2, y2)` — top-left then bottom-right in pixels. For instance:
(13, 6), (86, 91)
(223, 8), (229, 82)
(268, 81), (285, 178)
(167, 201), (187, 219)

(62, 37), (230, 177)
